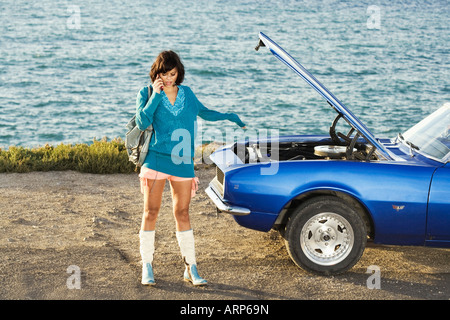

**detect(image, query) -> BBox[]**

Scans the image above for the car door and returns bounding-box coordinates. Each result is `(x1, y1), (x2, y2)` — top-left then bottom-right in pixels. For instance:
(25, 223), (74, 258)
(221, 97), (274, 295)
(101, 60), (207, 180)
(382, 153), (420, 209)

(426, 162), (450, 246)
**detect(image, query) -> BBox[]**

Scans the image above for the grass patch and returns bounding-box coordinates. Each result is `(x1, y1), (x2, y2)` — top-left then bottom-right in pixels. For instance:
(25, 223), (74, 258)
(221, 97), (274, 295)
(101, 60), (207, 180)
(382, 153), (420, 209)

(0, 138), (135, 174)
(0, 139), (223, 174)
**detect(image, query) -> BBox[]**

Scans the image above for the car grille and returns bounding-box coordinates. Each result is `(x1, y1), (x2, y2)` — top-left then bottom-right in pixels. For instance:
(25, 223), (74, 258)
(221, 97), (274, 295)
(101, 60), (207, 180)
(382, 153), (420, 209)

(210, 166), (225, 197)
(216, 166), (224, 185)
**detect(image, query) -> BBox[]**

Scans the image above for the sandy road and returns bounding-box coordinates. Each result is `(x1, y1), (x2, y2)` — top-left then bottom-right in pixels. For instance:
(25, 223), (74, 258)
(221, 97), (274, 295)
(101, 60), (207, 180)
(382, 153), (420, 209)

(0, 168), (448, 301)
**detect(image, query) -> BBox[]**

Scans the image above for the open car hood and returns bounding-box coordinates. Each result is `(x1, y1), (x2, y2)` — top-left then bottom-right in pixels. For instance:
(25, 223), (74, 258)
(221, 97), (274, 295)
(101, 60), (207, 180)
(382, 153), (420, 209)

(256, 32), (392, 160)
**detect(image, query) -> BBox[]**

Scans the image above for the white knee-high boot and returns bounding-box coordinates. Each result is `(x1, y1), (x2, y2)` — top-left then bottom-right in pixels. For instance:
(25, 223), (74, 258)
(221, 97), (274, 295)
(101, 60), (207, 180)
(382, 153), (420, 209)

(176, 229), (207, 286)
(139, 230), (155, 285)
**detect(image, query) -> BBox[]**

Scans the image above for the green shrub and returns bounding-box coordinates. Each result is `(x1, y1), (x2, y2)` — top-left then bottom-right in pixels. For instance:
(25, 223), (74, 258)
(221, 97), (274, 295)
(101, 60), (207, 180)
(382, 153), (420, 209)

(0, 138), (136, 174)
(0, 138), (221, 174)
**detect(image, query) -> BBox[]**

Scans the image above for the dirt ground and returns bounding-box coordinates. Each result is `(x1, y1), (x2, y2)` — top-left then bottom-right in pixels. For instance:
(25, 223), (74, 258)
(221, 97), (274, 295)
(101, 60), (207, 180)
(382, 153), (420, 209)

(0, 165), (449, 301)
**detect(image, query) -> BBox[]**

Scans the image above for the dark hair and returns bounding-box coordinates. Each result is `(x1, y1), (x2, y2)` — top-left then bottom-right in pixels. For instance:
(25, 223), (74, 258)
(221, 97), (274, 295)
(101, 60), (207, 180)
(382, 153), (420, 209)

(149, 50), (185, 85)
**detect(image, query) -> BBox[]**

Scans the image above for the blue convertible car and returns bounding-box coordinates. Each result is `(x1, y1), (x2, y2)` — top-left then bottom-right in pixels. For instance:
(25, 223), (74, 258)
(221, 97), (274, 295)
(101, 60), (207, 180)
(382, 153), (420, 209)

(205, 33), (450, 275)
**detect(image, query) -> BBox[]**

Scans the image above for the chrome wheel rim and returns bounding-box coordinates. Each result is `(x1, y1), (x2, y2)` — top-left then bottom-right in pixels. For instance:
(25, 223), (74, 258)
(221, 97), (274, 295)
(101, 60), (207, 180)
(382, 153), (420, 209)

(300, 212), (354, 266)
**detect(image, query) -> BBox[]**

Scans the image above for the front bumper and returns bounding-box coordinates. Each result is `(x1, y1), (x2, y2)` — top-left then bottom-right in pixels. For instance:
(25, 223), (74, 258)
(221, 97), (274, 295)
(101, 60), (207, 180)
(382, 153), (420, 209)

(205, 183), (250, 216)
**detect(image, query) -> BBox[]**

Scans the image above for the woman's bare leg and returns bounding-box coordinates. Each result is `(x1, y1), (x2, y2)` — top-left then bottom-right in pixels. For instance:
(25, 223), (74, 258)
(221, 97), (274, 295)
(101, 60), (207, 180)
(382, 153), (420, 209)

(169, 179), (193, 231)
(141, 179), (166, 231)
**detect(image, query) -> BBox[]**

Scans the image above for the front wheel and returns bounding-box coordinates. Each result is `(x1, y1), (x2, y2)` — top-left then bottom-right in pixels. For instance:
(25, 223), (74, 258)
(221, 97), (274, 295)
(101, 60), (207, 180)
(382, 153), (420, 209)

(285, 196), (367, 275)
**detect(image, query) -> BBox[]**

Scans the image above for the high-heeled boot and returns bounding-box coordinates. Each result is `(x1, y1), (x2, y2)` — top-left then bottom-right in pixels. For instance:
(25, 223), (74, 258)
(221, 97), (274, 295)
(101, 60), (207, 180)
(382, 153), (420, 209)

(139, 230), (156, 285)
(176, 229), (207, 286)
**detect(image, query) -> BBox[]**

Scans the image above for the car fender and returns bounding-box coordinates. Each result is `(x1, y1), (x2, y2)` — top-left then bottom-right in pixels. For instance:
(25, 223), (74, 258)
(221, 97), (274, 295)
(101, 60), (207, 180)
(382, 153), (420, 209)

(275, 183), (375, 239)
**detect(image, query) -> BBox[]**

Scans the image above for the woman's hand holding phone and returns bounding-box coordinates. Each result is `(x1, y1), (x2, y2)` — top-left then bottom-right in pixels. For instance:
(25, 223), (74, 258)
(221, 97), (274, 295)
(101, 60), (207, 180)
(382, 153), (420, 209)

(153, 75), (164, 94)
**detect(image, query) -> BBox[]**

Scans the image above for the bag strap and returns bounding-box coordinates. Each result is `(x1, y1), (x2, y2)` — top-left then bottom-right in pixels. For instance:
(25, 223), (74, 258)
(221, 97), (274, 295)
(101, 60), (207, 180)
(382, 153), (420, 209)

(144, 85), (153, 132)
(134, 85), (153, 170)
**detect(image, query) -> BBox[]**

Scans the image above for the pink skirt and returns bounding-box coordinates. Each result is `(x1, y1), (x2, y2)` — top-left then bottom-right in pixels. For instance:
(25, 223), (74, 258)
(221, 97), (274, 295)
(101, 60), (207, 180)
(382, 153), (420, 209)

(139, 167), (199, 197)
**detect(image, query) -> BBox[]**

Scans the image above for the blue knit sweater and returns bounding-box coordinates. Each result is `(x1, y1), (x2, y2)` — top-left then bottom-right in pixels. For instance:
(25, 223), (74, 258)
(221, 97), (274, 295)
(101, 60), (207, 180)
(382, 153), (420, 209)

(135, 85), (245, 177)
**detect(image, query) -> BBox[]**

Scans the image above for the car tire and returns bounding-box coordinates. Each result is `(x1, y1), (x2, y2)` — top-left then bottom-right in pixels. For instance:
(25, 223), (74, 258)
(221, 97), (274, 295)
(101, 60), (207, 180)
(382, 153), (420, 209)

(285, 196), (367, 275)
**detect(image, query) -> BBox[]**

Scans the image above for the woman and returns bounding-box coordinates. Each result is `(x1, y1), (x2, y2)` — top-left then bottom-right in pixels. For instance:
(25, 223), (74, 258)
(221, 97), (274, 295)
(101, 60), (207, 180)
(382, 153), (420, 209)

(135, 50), (246, 286)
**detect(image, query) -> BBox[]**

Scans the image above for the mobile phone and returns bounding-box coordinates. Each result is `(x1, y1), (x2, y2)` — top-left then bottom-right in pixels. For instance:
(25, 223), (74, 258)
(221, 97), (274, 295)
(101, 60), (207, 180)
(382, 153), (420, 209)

(157, 75), (164, 90)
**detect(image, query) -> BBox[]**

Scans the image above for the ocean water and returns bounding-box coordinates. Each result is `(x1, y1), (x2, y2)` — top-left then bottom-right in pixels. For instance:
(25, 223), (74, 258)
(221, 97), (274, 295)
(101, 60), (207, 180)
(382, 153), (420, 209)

(0, 0), (449, 149)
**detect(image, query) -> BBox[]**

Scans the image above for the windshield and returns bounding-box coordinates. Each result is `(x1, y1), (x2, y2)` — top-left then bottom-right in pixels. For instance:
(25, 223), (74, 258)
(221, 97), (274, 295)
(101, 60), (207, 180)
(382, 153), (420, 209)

(402, 103), (450, 162)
